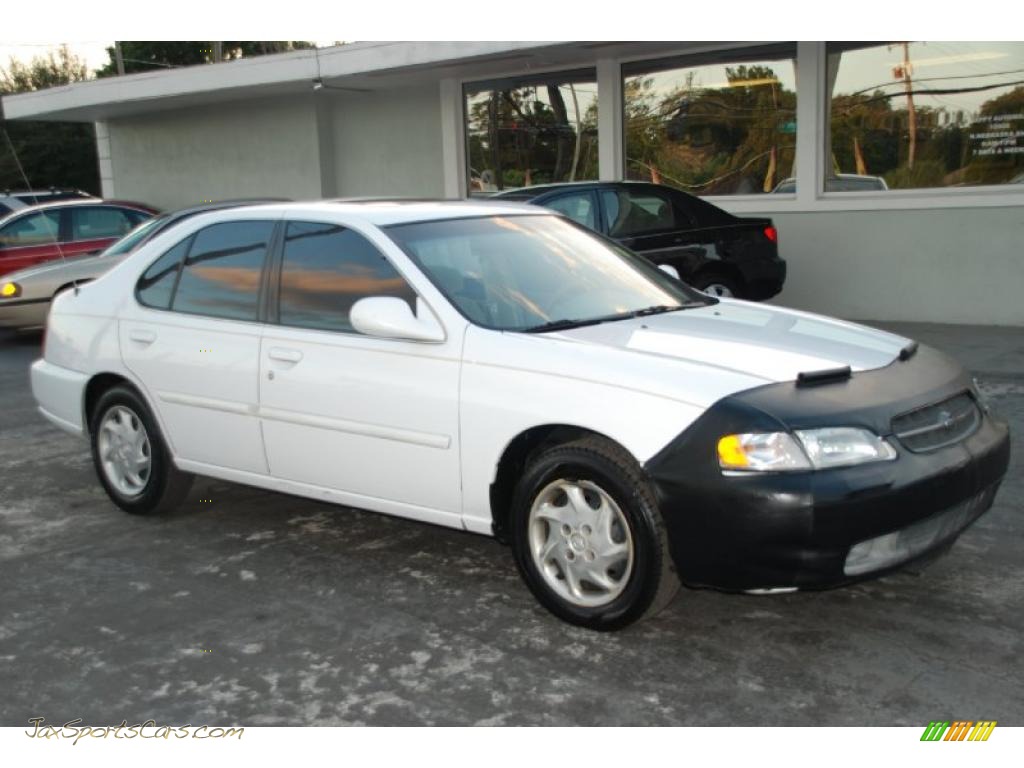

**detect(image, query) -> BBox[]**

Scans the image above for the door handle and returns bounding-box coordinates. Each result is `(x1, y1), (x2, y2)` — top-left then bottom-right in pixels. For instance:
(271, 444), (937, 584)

(268, 347), (303, 363)
(129, 329), (156, 344)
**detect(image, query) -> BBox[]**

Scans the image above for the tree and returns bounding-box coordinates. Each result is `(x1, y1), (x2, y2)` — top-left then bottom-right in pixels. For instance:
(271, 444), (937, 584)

(95, 42), (315, 77)
(0, 46), (99, 195)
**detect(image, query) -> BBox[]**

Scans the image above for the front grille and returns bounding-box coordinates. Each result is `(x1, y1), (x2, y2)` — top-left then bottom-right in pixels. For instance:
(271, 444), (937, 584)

(844, 484), (997, 576)
(891, 392), (980, 452)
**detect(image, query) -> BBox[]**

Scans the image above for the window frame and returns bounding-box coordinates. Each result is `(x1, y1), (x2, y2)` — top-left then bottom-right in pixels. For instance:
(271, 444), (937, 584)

(269, 219), (422, 336)
(462, 67), (600, 196)
(619, 43), (800, 200)
(822, 41), (1024, 199)
(0, 208), (65, 249)
(133, 219), (281, 325)
(68, 205), (145, 244)
(540, 189), (602, 232)
(607, 42), (1024, 214)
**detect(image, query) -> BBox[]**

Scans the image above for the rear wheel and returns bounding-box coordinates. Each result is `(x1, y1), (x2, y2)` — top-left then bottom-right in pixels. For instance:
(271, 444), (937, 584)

(89, 385), (193, 515)
(692, 271), (740, 299)
(510, 436), (680, 630)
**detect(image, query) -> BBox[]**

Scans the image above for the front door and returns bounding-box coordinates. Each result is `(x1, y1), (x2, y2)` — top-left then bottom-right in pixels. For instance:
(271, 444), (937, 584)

(257, 219), (463, 527)
(120, 219), (276, 474)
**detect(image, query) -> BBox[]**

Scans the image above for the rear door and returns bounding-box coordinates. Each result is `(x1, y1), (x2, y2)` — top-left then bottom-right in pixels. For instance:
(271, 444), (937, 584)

(120, 218), (277, 474)
(0, 209), (62, 276)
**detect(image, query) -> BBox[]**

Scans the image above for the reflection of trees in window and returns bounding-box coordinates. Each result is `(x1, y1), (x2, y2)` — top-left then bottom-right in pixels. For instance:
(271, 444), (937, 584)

(624, 63), (797, 195)
(466, 76), (599, 192)
(829, 43), (1024, 189)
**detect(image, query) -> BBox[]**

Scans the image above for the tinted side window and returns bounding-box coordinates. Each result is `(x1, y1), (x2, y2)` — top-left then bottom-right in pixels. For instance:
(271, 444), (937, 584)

(136, 238), (189, 309)
(71, 207), (139, 240)
(172, 221), (274, 321)
(601, 189), (677, 237)
(671, 190), (734, 227)
(279, 221), (417, 333)
(0, 210), (61, 247)
(544, 192), (597, 230)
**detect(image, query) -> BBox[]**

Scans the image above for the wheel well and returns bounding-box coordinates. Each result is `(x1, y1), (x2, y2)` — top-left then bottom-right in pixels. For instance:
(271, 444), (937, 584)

(53, 279), (92, 298)
(83, 373), (132, 432)
(489, 424), (612, 543)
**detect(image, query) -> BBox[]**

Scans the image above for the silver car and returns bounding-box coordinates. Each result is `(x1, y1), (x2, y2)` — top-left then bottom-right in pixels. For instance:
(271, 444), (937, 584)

(0, 199), (286, 331)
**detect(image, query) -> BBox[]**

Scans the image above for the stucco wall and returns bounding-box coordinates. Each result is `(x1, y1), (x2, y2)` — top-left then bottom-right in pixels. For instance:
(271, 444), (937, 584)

(329, 84), (445, 198)
(106, 95), (324, 210)
(719, 205), (1024, 326)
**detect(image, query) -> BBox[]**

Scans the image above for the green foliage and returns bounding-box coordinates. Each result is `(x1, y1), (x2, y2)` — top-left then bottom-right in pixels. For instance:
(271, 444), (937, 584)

(0, 46), (99, 195)
(95, 42), (316, 77)
(624, 64), (797, 194)
(466, 82), (599, 190)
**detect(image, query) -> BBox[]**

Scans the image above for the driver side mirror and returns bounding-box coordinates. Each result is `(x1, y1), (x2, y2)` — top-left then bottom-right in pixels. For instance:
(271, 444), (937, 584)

(350, 297), (445, 342)
(659, 263), (680, 280)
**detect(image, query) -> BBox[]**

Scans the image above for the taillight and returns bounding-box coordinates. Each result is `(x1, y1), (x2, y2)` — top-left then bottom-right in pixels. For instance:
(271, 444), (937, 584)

(763, 226), (778, 243)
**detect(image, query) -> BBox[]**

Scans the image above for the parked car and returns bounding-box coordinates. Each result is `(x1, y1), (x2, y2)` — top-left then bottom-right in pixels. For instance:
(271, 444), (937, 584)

(772, 174), (890, 193)
(0, 199), (289, 332)
(31, 201), (1009, 629)
(0, 199), (157, 279)
(0, 188), (95, 217)
(493, 181), (785, 300)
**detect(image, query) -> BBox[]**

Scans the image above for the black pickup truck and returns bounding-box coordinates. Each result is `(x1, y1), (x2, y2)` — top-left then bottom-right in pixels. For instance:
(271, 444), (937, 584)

(493, 181), (786, 300)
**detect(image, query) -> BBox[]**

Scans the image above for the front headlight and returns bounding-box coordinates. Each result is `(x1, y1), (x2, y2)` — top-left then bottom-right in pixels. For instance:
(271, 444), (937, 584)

(0, 281), (20, 298)
(718, 427), (896, 472)
(794, 427), (897, 469)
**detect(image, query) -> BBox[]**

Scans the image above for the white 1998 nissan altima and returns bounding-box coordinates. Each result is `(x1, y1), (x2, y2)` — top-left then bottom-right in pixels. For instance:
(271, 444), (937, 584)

(32, 201), (1009, 629)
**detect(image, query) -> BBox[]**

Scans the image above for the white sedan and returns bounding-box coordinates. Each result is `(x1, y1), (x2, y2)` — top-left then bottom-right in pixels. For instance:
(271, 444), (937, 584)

(32, 201), (1009, 629)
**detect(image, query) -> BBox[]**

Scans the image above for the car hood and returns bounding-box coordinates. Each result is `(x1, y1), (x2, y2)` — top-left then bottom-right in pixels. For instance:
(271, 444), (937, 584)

(549, 299), (911, 383)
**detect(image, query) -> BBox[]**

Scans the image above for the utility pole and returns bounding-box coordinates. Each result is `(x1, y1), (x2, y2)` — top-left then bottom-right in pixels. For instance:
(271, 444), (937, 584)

(114, 42), (125, 76)
(212, 42), (223, 63)
(894, 42), (917, 169)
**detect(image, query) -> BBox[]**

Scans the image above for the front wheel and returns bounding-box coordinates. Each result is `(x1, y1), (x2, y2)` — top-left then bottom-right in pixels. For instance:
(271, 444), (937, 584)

(89, 385), (193, 515)
(510, 436), (680, 630)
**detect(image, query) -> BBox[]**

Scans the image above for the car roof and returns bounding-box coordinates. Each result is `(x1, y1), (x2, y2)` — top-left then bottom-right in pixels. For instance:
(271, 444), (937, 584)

(492, 180), (672, 200)
(3, 198), (151, 214)
(201, 199), (553, 227)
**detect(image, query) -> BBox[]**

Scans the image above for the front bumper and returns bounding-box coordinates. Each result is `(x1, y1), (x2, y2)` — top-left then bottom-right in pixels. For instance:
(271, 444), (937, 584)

(645, 345), (1011, 591)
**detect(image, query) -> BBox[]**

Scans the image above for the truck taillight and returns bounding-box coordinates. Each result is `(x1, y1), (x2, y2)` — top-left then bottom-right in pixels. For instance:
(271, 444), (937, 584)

(764, 226), (778, 243)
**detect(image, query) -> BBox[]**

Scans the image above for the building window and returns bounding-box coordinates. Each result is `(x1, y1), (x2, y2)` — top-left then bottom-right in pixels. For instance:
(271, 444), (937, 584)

(623, 46), (798, 195)
(827, 42), (1024, 191)
(464, 70), (599, 194)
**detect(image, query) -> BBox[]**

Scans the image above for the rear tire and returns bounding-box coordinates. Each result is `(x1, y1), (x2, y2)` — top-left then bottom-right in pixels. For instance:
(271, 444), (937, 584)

(89, 384), (193, 515)
(510, 436), (680, 630)
(692, 271), (741, 299)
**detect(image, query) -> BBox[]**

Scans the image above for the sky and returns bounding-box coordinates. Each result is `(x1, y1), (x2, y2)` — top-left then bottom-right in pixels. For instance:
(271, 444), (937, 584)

(0, 41), (113, 72)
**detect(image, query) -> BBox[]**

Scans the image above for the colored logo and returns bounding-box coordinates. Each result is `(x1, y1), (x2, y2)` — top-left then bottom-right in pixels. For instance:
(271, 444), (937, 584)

(921, 721), (996, 741)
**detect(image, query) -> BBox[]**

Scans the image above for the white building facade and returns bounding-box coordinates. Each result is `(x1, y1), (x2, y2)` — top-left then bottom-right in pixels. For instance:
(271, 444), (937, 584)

(3, 41), (1022, 325)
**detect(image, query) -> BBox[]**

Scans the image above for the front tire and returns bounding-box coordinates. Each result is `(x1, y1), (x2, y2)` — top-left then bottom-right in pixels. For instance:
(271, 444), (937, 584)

(510, 436), (680, 630)
(89, 385), (193, 515)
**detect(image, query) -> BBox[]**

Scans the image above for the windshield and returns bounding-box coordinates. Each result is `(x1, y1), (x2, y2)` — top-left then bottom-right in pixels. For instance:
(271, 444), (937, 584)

(387, 215), (708, 331)
(101, 215), (167, 257)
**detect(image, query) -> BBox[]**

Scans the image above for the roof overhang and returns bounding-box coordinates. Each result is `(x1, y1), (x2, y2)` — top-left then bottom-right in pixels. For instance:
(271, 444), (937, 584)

(0, 41), (746, 122)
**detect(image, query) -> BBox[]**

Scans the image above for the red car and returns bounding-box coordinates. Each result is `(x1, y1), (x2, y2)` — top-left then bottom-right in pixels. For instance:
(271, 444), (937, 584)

(0, 199), (157, 278)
